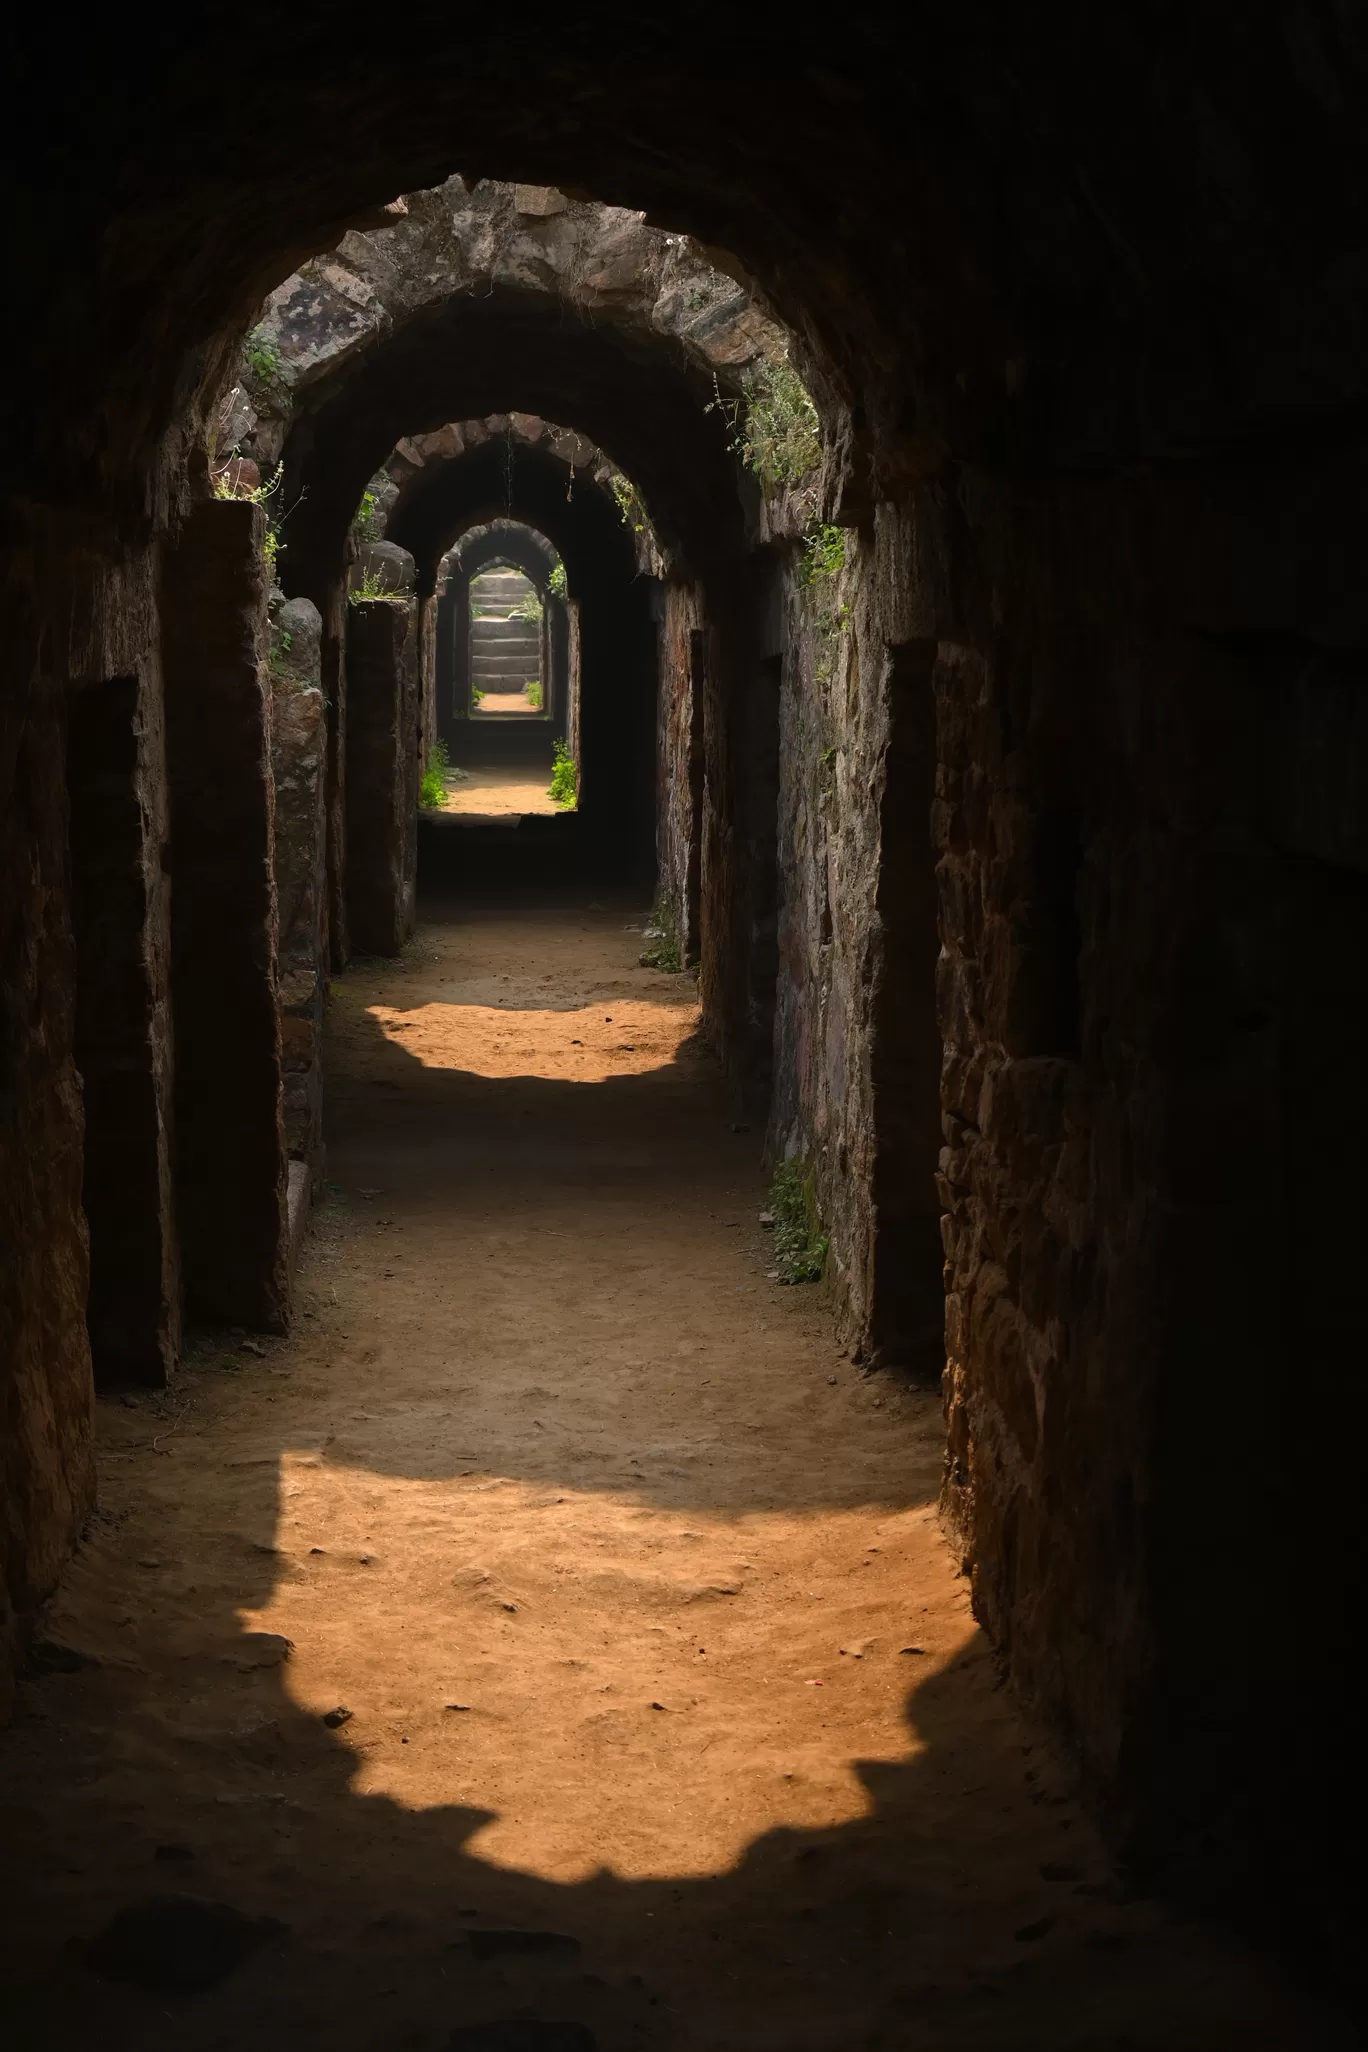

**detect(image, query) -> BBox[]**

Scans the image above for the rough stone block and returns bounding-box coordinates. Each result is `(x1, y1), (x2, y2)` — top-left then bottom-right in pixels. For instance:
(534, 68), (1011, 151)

(513, 184), (568, 217)
(67, 672), (180, 1387)
(345, 597), (418, 955)
(270, 597), (328, 1193)
(161, 499), (289, 1331)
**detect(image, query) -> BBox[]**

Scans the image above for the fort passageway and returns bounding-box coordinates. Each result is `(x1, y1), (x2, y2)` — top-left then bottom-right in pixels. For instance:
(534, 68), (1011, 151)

(1, 894), (1351, 2049)
(4, 17), (1368, 2048)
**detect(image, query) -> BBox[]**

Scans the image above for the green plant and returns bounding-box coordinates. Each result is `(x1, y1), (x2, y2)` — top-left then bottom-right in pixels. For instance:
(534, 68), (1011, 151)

(267, 625), (294, 681)
(548, 740), (577, 808)
(768, 1158), (829, 1284)
(709, 357), (823, 506)
(245, 327), (283, 386)
(509, 589), (543, 622)
(351, 486), (386, 542)
(525, 678), (543, 709)
(547, 561), (567, 598)
(639, 898), (683, 972)
(348, 567), (408, 605)
(801, 523), (849, 680)
(419, 737), (450, 809)
(800, 523), (846, 586)
(742, 359), (823, 495)
(472, 685), (485, 705)
(212, 457), (288, 573)
(610, 472), (649, 534)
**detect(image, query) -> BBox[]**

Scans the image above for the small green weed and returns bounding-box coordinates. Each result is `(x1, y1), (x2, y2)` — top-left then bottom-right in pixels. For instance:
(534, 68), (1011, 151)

(509, 590), (543, 622)
(212, 458), (287, 573)
(245, 327), (282, 386)
(768, 1159), (828, 1284)
(639, 893), (684, 971)
(525, 678), (544, 709)
(639, 907), (683, 972)
(548, 561), (568, 598)
(348, 568), (408, 605)
(800, 523), (846, 586)
(709, 358), (822, 507)
(419, 738), (450, 809)
(351, 486), (386, 542)
(267, 625), (294, 682)
(610, 472), (649, 534)
(548, 740), (577, 808)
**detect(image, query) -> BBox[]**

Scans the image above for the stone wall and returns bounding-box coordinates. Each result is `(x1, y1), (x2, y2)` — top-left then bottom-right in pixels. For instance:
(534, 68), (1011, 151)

(698, 563), (785, 1114)
(5, 11), (1368, 1952)
(0, 608), (96, 1719)
(161, 499), (290, 1331)
(755, 453), (1368, 1921)
(66, 665), (179, 1388)
(269, 597), (328, 1192)
(768, 506), (945, 1364)
(345, 596), (419, 956)
(227, 183), (782, 507)
(655, 581), (706, 961)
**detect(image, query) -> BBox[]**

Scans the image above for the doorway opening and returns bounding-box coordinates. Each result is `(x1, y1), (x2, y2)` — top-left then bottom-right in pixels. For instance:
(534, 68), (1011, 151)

(469, 565), (547, 719)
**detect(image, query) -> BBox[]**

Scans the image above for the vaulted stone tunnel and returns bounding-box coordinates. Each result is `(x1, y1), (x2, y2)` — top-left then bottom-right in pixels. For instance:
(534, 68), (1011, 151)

(3, 10), (1367, 2037)
(390, 435), (658, 877)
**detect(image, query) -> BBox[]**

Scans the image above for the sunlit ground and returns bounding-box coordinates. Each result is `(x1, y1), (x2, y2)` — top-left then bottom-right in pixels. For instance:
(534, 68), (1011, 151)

(369, 998), (691, 1077)
(436, 764), (559, 816)
(243, 1455), (963, 1882)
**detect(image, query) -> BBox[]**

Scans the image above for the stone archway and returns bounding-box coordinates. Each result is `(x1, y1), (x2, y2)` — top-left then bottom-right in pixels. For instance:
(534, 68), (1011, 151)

(3, 20), (1367, 1967)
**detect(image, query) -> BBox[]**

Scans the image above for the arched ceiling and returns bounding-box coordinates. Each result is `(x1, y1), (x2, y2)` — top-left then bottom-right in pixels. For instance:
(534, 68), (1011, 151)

(382, 439), (634, 600)
(446, 522), (562, 589)
(11, 8), (1368, 517)
(280, 286), (745, 599)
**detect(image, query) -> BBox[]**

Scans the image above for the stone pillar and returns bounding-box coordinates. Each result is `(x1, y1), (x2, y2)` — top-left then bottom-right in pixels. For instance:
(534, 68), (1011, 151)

(547, 594), (571, 745)
(67, 669), (180, 1385)
(345, 596), (419, 956)
(269, 598), (328, 1196)
(866, 640), (944, 1373)
(1, 650), (96, 1715)
(739, 650), (783, 1114)
(320, 579), (350, 973)
(699, 563), (780, 1114)
(435, 577), (460, 749)
(655, 585), (707, 965)
(161, 498), (289, 1331)
(417, 592), (438, 766)
(564, 598), (582, 788)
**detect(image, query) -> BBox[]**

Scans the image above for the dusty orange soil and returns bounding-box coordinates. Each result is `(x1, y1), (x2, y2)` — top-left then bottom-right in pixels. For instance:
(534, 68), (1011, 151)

(439, 765), (558, 817)
(0, 904), (1349, 2051)
(472, 691), (544, 718)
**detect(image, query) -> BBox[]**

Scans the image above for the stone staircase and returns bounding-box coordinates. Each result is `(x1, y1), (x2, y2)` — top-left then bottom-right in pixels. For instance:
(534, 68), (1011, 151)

(470, 570), (542, 707)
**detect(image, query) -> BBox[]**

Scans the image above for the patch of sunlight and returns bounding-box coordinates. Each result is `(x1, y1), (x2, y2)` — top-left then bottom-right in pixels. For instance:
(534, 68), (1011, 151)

(439, 767), (558, 816)
(240, 1455), (970, 1884)
(369, 1000), (694, 1079)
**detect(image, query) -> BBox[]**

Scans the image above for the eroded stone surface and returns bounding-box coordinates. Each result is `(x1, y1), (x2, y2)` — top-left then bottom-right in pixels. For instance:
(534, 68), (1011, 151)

(345, 596), (419, 956)
(270, 596), (327, 1191)
(162, 500), (289, 1332)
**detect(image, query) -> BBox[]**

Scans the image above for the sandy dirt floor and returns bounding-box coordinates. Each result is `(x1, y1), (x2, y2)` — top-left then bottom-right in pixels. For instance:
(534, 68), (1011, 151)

(472, 693), (544, 718)
(440, 765), (558, 817)
(0, 902), (1351, 2051)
